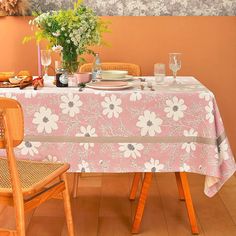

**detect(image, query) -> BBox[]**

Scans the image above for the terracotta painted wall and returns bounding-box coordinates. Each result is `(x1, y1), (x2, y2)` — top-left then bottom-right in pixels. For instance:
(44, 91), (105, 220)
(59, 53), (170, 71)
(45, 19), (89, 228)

(0, 16), (235, 155)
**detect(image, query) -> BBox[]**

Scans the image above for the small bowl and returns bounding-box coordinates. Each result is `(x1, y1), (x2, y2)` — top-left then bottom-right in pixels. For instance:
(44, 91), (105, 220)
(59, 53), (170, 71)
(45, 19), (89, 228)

(101, 70), (128, 79)
(75, 73), (92, 84)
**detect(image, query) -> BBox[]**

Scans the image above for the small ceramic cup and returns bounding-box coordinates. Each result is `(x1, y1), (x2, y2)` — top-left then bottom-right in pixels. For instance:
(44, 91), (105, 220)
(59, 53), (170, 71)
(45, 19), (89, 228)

(75, 73), (92, 85)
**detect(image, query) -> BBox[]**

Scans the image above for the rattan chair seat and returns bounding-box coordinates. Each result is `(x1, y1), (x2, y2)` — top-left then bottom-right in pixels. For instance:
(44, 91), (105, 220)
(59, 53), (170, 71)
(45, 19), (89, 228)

(0, 157), (69, 195)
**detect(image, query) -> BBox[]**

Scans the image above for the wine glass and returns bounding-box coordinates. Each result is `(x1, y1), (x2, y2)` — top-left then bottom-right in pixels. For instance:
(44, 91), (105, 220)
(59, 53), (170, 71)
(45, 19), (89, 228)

(41, 50), (51, 79)
(169, 53), (181, 80)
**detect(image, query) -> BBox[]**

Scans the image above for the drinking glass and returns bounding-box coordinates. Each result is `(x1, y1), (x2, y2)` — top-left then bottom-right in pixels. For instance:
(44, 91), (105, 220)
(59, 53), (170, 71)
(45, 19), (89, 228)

(169, 53), (181, 80)
(41, 50), (51, 79)
(154, 63), (165, 83)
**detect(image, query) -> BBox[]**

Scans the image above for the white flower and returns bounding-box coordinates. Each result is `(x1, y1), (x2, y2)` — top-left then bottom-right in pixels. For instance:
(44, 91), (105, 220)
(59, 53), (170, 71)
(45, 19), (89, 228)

(101, 95), (122, 119)
(119, 143), (144, 159)
(33, 107), (59, 134)
(94, 90), (106, 97)
(76, 125), (97, 150)
(18, 141), (41, 156)
(24, 91), (37, 99)
(199, 91), (213, 101)
(52, 45), (63, 53)
(52, 31), (60, 37)
(0, 93), (17, 100)
(136, 110), (162, 136)
(144, 158), (164, 172)
(164, 96), (187, 121)
(181, 128), (198, 153)
(205, 101), (214, 124)
(60, 93), (82, 117)
(43, 155), (60, 163)
(215, 140), (229, 160)
(180, 163), (191, 172)
(130, 92), (142, 101)
(78, 160), (90, 172)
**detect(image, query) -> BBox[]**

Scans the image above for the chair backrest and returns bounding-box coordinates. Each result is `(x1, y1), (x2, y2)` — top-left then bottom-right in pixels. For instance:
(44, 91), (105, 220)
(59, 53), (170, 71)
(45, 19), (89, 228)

(79, 62), (141, 76)
(0, 98), (24, 148)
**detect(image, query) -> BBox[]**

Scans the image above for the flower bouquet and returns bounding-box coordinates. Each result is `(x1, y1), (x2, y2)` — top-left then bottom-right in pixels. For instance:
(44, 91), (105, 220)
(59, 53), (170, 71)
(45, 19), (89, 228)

(25, 0), (109, 74)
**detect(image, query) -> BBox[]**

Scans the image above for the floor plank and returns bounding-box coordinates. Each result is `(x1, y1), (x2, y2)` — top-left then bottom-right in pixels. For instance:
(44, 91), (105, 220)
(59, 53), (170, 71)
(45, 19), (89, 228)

(98, 174), (132, 236)
(0, 173), (236, 235)
(218, 175), (236, 224)
(131, 173), (169, 236)
(156, 173), (204, 236)
(188, 174), (236, 236)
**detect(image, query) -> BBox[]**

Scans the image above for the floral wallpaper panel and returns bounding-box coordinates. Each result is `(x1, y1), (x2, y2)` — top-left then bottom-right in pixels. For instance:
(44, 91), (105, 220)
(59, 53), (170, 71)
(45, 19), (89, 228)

(28, 0), (236, 16)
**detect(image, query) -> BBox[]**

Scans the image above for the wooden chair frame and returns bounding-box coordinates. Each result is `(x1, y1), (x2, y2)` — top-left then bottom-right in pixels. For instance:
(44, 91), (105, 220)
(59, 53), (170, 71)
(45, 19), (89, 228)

(79, 62), (141, 76)
(0, 98), (75, 236)
(130, 172), (199, 235)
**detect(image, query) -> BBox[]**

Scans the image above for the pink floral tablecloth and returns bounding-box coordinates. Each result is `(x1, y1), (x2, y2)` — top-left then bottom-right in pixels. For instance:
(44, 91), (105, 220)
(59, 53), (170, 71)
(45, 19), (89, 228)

(0, 76), (235, 197)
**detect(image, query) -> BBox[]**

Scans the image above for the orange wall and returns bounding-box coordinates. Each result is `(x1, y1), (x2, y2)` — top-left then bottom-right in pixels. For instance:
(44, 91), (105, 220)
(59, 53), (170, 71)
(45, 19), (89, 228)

(0, 16), (236, 155)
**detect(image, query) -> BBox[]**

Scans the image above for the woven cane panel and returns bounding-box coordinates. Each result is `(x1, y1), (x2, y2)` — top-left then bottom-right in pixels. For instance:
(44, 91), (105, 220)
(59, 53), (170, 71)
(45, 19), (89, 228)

(0, 157), (64, 191)
(0, 114), (4, 139)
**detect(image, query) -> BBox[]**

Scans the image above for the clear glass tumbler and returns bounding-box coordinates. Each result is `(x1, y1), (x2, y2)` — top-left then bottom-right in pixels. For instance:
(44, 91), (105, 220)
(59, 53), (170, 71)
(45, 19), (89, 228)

(154, 63), (166, 83)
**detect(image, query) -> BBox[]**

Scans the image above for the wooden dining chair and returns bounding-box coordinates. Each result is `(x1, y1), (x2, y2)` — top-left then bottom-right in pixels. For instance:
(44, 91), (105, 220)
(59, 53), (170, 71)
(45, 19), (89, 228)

(130, 172), (199, 235)
(79, 62), (141, 76)
(0, 98), (74, 236)
(72, 62), (142, 198)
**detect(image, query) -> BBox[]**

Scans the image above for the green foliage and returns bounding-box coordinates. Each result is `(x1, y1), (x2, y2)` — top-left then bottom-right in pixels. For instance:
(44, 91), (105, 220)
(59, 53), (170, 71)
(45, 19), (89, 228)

(25, 0), (110, 73)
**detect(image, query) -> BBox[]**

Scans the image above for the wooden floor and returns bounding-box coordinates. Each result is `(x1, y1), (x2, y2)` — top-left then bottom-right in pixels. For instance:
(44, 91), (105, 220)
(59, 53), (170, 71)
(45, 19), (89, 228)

(1, 173), (236, 236)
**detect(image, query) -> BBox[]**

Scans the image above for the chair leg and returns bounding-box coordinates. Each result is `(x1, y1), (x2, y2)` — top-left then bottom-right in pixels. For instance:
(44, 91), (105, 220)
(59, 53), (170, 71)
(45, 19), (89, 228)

(131, 173), (153, 234)
(62, 173), (75, 236)
(13, 195), (26, 236)
(175, 172), (185, 201)
(129, 173), (141, 200)
(72, 173), (80, 198)
(177, 172), (199, 235)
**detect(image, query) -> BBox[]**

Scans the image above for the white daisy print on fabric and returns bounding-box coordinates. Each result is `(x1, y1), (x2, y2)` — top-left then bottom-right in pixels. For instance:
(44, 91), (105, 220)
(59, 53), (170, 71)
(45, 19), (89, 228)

(215, 140), (229, 161)
(136, 110), (163, 136)
(164, 96), (187, 121)
(24, 91), (37, 99)
(18, 141), (41, 156)
(43, 155), (60, 163)
(33, 106), (59, 134)
(119, 143), (144, 159)
(76, 125), (97, 150)
(181, 128), (198, 153)
(144, 158), (164, 172)
(60, 93), (83, 117)
(180, 163), (191, 172)
(130, 92), (142, 101)
(78, 160), (90, 173)
(199, 91), (213, 101)
(205, 101), (215, 124)
(94, 90), (106, 97)
(101, 95), (122, 119)
(0, 93), (17, 100)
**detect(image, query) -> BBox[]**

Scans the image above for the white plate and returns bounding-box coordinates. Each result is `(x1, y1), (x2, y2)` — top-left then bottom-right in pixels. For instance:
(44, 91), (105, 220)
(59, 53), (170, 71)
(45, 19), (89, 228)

(101, 70), (128, 79)
(100, 75), (133, 81)
(86, 82), (133, 90)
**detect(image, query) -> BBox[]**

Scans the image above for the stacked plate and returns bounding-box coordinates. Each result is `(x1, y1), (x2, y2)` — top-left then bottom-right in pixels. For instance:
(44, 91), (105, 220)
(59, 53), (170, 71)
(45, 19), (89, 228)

(101, 70), (133, 81)
(87, 70), (134, 90)
(86, 81), (133, 90)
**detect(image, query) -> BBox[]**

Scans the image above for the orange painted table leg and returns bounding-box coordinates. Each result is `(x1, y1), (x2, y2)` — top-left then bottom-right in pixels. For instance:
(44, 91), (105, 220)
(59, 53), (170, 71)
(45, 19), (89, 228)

(129, 173), (142, 201)
(72, 173), (80, 198)
(178, 172), (199, 235)
(131, 173), (153, 234)
(175, 172), (185, 201)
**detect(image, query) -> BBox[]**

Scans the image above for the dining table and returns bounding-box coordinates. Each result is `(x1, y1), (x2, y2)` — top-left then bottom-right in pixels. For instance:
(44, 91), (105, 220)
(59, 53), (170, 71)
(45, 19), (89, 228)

(0, 75), (235, 199)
